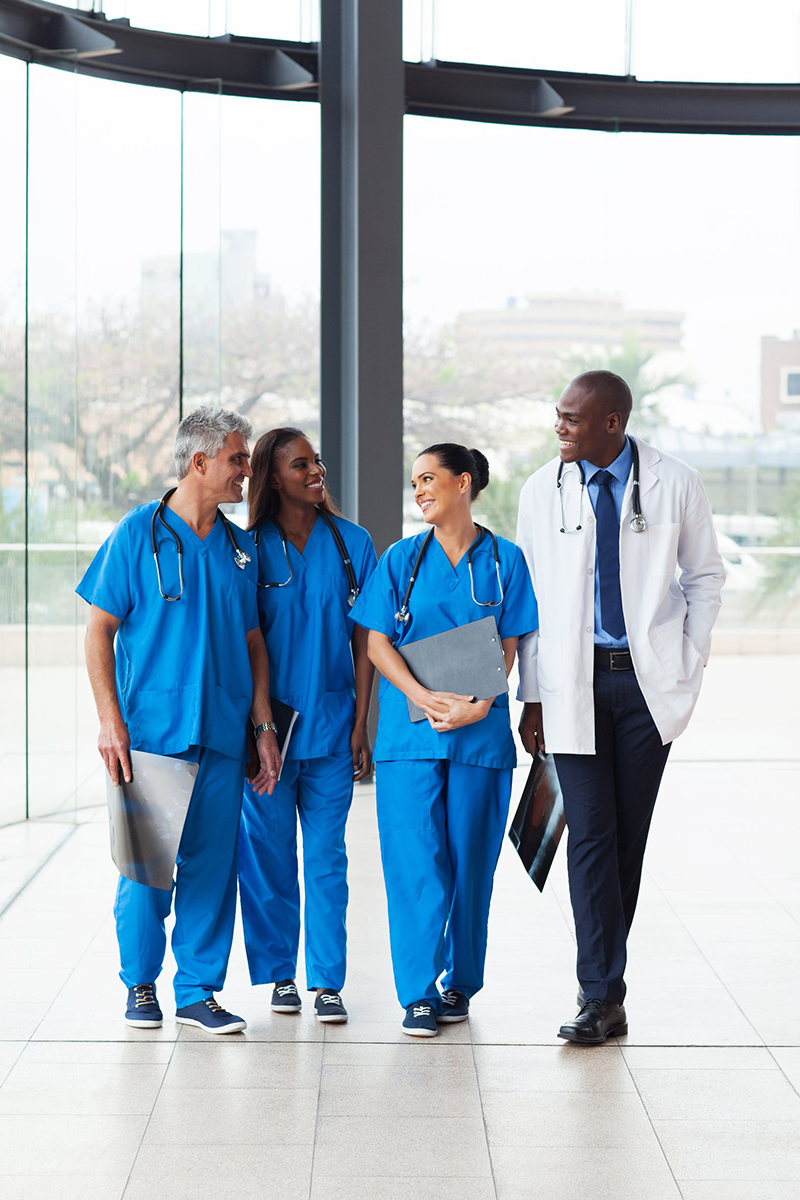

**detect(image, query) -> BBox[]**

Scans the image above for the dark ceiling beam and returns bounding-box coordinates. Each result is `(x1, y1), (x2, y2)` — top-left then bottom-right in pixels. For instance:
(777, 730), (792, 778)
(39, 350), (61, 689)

(3, 1), (800, 132)
(0, 0), (317, 98)
(406, 60), (800, 136)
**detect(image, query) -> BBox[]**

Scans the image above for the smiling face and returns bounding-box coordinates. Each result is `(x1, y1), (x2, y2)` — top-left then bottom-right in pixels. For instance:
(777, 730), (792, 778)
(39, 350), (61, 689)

(199, 432), (252, 505)
(554, 383), (626, 467)
(271, 436), (326, 508)
(411, 453), (472, 526)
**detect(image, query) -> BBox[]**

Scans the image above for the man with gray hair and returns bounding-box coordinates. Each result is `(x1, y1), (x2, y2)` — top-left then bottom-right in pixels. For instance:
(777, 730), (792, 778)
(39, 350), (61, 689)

(78, 406), (281, 1034)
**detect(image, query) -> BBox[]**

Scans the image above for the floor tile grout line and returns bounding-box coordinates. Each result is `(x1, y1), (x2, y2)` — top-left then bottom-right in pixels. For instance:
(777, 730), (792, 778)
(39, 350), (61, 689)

(617, 1040), (687, 1200)
(764, 1045), (800, 1104)
(468, 1014), (500, 1200)
(642, 867), (769, 1050)
(306, 1020), (327, 1199)
(120, 1034), (180, 1199)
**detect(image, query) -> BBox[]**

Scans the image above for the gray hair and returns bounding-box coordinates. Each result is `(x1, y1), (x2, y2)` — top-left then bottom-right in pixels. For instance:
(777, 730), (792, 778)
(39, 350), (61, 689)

(173, 406), (253, 480)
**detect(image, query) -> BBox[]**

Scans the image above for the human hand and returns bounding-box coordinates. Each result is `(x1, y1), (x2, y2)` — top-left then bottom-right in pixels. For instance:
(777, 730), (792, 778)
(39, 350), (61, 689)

(98, 715), (132, 786)
(426, 692), (492, 732)
(519, 701), (545, 755)
(351, 724), (373, 782)
(250, 731), (281, 795)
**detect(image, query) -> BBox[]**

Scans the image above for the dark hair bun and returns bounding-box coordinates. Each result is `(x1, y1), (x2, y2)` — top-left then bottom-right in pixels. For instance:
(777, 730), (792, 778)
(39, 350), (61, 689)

(469, 449), (490, 495)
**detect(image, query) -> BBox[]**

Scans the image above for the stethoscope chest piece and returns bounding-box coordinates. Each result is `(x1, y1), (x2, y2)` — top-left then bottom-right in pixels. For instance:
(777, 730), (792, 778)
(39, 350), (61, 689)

(234, 548), (251, 569)
(630, 514), (647, 534)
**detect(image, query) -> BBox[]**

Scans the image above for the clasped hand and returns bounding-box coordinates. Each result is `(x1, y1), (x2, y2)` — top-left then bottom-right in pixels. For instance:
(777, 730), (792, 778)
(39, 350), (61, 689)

(419, 690), (493, 732)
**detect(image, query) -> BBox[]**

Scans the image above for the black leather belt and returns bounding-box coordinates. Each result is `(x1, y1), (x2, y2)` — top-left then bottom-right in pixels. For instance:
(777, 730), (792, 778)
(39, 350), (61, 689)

(594, 647), (633, 671)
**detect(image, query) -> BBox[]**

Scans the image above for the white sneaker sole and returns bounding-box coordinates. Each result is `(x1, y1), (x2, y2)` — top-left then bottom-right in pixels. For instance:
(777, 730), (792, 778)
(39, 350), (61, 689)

(271, 1004), (302, 1013)
(175, 1016), (247, 1034)
(315, 1013), (348, 1023)
(125, 1017), (163, 1029)
(437, 1013), (468, 1023)
(402, 1025), (438, 1037)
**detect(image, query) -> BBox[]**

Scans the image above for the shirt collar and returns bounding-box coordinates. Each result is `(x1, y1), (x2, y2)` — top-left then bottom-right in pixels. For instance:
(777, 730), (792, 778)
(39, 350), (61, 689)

(582, 437), (633, 486)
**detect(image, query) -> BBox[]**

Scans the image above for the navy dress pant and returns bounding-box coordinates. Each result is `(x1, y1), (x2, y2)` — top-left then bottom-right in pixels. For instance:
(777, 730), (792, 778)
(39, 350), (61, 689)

(553, 663), (671, 1004)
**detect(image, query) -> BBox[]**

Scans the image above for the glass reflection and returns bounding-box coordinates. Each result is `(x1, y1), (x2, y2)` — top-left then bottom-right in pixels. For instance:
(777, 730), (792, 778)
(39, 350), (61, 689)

(0, 55), (28, 825)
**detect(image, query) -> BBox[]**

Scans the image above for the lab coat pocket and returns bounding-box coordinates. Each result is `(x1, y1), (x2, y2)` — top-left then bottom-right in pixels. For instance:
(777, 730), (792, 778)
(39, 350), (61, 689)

(649, 615), (685, 678)
(536, 637), (563, 696)
(648, 523), (680, 577)
(376, 761), (435, 831)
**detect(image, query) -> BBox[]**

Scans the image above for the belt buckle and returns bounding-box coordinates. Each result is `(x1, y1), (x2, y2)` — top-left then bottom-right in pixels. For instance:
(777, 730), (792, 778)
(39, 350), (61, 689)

(609, 650), (627, 671)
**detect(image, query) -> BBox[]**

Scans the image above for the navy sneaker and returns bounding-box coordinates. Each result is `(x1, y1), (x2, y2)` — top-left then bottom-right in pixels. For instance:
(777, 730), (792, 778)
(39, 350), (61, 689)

(314, 990), (348, 1023)
(402, 1001), (438, 1037)
(438, 989), (469, 1023)
(125, 983), (162, 1029)
(175, 996), (247, 1034)
(271, 979), (302, 1013)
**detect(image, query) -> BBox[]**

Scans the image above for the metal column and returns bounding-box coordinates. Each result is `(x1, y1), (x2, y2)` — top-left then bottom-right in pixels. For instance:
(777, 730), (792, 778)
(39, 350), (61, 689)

(319, 0), (404, 555)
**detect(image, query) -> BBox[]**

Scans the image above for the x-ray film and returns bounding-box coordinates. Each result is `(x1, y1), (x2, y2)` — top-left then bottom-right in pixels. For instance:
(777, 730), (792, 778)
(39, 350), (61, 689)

(106, 750), (198, 891)
(508, 752), (566, 892)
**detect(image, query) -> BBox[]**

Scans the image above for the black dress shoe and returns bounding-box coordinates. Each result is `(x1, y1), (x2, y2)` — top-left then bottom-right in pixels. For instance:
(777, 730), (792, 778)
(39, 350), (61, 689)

(558, 999), (627, 1045)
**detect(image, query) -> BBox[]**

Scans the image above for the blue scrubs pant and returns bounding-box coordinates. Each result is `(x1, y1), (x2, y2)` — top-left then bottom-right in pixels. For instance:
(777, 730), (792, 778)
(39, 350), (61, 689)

(114, 745), (244, 1010)
(554, 663), (672, 1005)
(376, 759), (512, 1011)
(238, 751), (354, 991)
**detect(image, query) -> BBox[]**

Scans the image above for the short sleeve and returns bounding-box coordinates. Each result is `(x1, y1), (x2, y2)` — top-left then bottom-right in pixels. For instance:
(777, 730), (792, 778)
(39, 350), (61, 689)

(349, 545), (398, 638)
(75, 518), (133, 621)
(497, 543), (538, 640)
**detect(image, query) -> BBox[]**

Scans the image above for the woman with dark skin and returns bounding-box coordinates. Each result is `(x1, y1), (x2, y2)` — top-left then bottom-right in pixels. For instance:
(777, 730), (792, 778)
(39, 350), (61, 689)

(238, 427), (376, 1023)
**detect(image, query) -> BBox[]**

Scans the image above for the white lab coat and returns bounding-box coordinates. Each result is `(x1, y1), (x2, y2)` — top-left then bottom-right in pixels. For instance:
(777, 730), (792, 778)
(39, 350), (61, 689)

(516, 438), (726, 754)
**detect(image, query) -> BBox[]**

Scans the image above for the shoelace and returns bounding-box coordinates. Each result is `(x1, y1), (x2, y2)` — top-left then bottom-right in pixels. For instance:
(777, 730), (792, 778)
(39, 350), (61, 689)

(134, 985), (156, 1008)
(276, 984), (298, 997)
(441, 990), (459, 1007)
(412, 1005), (432, 1017)
(318, 993), (342, 1006)
(578, 998), (607, 1017)
(204, 997), (227, 1014)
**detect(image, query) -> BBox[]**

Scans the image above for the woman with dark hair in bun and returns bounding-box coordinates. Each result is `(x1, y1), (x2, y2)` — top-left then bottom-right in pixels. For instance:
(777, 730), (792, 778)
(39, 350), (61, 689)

(350, 443), (538, 1036)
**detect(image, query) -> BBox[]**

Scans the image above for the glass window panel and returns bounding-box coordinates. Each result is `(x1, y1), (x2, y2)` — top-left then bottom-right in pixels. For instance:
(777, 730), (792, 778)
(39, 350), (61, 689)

(182, 90), (223, 407)
(27, 64), (80, 821)
(417, 0), (628, 75)
(74, 74), (182, 811)
(404, 116), (800, 662)
(634, 0), (800, 83)
(102, 0), (313, 39)
(0, 55), (28, 825)
(218, 96), (320, 460)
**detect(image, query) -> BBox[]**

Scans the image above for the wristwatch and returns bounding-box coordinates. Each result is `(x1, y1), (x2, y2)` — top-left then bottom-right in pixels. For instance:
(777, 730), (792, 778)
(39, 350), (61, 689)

(253, 721), (278, 738)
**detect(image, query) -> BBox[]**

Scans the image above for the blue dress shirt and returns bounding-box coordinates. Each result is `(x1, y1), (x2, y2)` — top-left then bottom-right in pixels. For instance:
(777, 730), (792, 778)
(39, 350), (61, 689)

(582, 439), (632, 650)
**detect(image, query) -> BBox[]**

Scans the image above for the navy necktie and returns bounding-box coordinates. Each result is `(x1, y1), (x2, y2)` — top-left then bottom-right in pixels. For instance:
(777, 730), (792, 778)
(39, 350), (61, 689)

(594, 470), (626, 639)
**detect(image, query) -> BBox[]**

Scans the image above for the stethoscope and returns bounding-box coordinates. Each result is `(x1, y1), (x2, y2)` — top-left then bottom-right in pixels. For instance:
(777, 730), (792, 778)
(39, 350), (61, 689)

(255, 506), (360, 608)
(394, 524), (504, 627)
(151, 487), (252, 601)
(556, 435), (647, 535)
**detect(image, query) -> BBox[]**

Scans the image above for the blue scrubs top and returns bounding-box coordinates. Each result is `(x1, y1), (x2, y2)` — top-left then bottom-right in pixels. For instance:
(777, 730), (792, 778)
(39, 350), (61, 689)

(351, 530), (538, 769)
(254, 513), (377, 761)
(76, 501), (259, 761)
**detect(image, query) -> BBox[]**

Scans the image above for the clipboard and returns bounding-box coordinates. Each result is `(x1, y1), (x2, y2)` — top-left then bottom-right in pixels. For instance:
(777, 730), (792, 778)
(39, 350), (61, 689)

(106, 750), (198, 891)
(397, 615), (508, 722)
(508, 751), (566, 892)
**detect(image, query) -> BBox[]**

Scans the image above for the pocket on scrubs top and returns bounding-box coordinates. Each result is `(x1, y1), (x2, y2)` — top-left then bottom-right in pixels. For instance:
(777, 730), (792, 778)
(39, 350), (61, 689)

(130, 685), (196, 750)
(376, 761), (435, 831)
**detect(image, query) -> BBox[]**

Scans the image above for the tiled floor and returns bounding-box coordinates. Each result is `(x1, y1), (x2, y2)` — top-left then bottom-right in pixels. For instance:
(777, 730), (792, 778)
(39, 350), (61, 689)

(1, 669), (799, 1196)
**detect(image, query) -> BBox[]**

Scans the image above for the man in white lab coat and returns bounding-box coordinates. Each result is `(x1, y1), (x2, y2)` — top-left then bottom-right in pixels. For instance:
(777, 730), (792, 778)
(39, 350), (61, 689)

(517, 371), (725, 1044)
